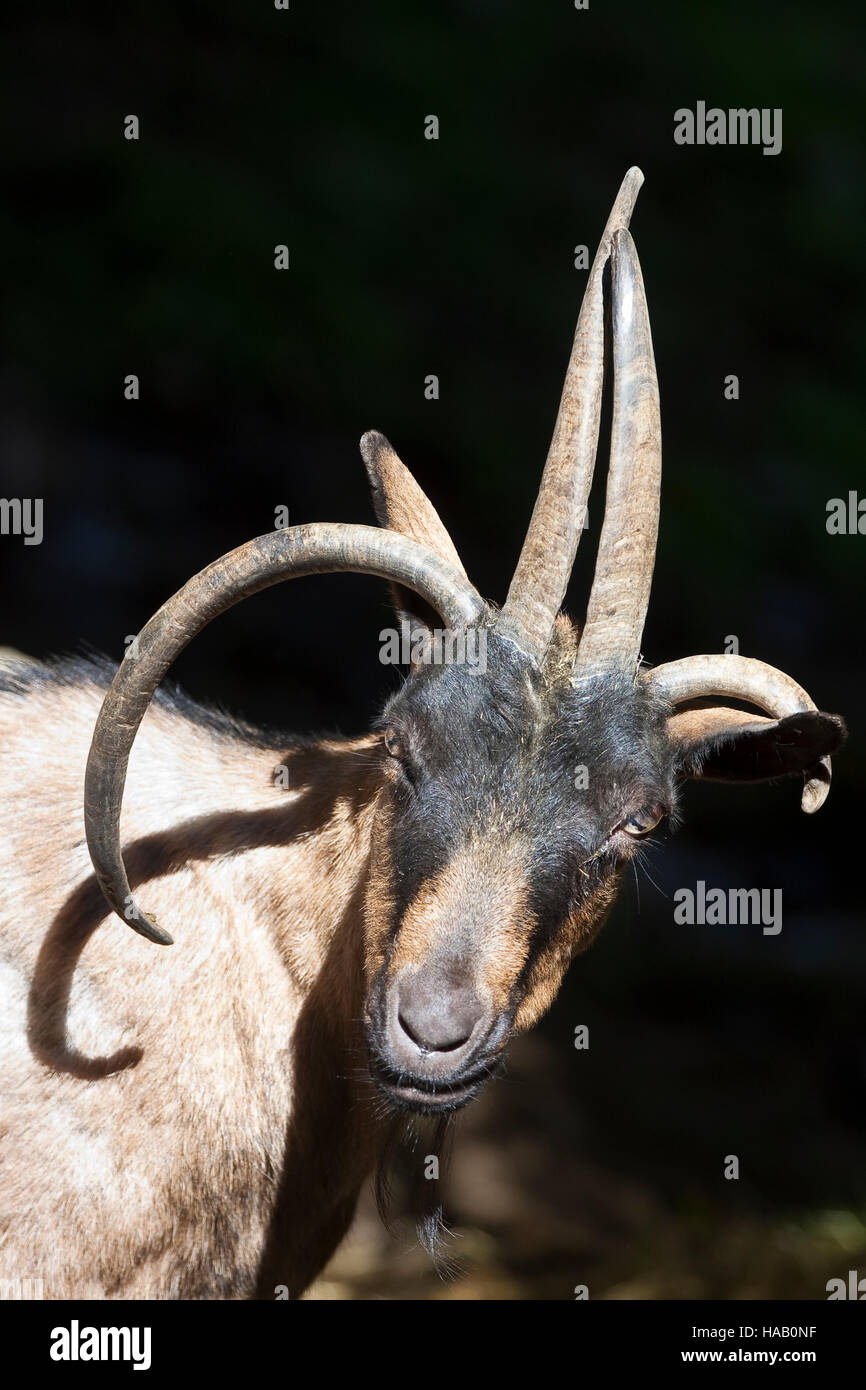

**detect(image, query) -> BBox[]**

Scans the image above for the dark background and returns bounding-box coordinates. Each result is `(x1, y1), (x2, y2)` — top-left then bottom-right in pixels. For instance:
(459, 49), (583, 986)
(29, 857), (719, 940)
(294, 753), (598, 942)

(1, 1), (863, 1298)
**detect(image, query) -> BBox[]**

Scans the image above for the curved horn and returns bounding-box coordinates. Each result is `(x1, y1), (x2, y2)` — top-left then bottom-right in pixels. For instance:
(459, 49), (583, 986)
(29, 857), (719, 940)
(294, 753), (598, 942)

(498, 167), (644, 663)
(574, 226), (661, 678)
(360, 431), (467, 576)
(85, 522), (486, 945)
(647, 654), (833, 812)
(360, 430), (470, 635)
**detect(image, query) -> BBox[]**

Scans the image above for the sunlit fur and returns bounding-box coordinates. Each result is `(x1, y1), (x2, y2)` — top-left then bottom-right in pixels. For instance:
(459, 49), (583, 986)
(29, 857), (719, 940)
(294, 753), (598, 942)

(0, 629), (679, 1298)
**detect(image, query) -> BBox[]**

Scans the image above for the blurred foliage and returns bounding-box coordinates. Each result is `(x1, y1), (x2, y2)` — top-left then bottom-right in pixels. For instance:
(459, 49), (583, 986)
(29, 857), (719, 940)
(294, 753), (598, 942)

(1, 0), (863, 1298)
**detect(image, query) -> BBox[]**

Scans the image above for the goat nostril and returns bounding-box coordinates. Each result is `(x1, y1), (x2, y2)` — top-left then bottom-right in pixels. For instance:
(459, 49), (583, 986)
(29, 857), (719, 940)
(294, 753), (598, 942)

(397, 1010), (472, 1054)
(394, 979), (486, 1057)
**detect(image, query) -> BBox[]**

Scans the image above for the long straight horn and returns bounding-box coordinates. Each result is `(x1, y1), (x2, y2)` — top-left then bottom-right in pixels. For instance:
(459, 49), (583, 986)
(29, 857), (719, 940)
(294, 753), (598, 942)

(574, 226), (661, 679)
(498, 167), (644, 664)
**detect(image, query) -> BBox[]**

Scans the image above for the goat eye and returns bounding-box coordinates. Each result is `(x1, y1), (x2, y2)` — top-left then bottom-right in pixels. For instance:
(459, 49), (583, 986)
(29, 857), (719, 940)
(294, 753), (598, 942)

(383, 727), (403, 758)
(621, 802), (666, 837)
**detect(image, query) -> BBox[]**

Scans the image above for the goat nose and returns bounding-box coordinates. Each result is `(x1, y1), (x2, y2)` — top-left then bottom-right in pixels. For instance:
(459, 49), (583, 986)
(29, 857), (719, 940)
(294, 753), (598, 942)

(396, 977), (484, 1054)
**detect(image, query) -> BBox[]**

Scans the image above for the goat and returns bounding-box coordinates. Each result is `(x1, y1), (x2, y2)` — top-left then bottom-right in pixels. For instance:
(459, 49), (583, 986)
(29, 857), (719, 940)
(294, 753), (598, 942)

(0, 167), (845, 1300)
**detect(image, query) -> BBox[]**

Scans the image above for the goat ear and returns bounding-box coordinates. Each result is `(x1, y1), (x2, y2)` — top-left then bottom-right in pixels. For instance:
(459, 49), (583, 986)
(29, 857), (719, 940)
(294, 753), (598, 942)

(669, 706), (847, 786)
(360, 430), (468, 640)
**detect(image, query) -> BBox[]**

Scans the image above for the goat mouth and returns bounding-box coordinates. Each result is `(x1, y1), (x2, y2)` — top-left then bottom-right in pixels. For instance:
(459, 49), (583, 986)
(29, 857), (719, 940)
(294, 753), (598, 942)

(368, 1059), (490, 1115)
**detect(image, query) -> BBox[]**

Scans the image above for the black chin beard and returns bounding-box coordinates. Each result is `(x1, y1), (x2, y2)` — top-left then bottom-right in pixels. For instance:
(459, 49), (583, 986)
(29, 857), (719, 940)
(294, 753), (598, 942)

(373, 1112), (461, 1278)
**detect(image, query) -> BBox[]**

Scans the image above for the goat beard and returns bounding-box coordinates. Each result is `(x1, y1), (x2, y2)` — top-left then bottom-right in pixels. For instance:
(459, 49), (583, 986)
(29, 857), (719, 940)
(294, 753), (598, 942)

(374, 1112), (460, 1275)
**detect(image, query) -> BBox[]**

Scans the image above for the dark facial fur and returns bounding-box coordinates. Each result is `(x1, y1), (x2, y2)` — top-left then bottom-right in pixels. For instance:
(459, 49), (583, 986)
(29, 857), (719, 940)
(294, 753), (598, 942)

(362, 629), (677, 1115)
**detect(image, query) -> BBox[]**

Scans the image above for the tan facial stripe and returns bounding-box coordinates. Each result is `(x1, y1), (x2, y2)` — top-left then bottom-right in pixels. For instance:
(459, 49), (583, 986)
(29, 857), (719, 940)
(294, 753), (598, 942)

(385, 842), (535, 1012)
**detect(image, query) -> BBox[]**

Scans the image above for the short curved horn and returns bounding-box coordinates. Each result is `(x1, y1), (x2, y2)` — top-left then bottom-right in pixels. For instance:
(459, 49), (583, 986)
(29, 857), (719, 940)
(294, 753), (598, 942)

(647, 654), (834, 812)
(498, 167), (644, 664)
(574, 226), (661, 679)
(85, 522), (486, 945)
(360, 431), (467, 576)
(360, 430), (470, 636)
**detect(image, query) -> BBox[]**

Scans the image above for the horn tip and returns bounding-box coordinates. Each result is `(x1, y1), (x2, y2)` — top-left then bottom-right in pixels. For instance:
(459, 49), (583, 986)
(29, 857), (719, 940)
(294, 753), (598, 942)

(128, 911), (174, 946)
(359, 430), (391, 467)
(609, 168), (645, 235)
(801, 763), (831, 814)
